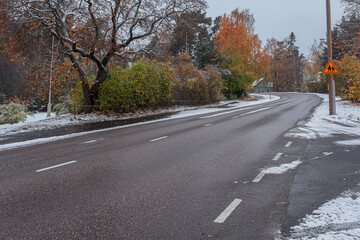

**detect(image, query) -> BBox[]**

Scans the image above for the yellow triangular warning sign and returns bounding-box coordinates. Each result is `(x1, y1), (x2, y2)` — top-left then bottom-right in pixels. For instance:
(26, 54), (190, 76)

(322, 60), (340, 75)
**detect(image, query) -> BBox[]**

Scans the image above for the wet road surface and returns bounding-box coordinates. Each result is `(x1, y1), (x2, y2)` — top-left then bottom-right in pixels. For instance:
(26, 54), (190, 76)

(1, 93), (326, 239)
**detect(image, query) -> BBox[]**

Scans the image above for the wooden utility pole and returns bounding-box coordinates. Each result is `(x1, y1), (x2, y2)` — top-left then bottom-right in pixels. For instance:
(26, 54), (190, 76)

(326, 0), (336, 115)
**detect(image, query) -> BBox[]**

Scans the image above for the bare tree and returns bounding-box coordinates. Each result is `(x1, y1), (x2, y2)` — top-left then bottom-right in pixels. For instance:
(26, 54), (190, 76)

(341, 0), (360, 17)
(19, 0), (206, 112)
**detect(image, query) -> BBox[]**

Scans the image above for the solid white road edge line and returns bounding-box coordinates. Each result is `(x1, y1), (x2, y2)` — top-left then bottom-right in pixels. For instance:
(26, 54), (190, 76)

(252, 172), (265, 183)
(272, 153), (283, 161)
(231, 106), (271, 119)
(36, 161), (77, 173)
(150, 136), (168, 142)
(200, 107), (254, 119)
(0, 95), (281, 152)
(239, 107), (271, 117)
(285, 141), (292, 148)
(214, 199), (242, 223)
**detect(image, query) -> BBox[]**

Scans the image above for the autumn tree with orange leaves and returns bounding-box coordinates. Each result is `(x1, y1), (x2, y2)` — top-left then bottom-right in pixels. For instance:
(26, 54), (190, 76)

(215, 9), (269, 98)
(18, 0), (206, 112)
(327, 0), (360, 102)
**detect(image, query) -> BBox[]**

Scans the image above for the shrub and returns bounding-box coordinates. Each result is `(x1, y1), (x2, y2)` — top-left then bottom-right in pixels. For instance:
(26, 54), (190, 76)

(172, 53), (223, 105)
(203, 65), (223, 102)
(335, 57), (360, 102)
(27, 98), (47, 112)
(53, 97), (72, 115)
(98, 59), (176, 112)
(0, 103), (27, 124)
(222, 71), (254, 99)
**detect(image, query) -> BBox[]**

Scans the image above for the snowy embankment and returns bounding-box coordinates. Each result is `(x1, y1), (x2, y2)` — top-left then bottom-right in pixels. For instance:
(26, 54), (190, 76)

(0, 94), (279, 137)
(280, 94), (360, 240)
(286, 93), (360, 143)
(285, 188), (360, 240)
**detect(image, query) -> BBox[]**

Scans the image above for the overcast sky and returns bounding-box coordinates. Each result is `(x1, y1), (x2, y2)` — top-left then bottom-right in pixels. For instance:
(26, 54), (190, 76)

(205, 0), (345, 56)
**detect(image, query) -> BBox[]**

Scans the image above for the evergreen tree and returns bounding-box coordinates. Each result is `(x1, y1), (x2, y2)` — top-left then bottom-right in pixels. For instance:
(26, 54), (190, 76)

(170, 11), (212, 56)
(194, 32), (219, 69)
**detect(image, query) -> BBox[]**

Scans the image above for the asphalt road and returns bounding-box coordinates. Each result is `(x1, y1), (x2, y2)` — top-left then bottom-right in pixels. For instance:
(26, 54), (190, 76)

(0, 93), (322, 240)
(282, 133), (360, 238)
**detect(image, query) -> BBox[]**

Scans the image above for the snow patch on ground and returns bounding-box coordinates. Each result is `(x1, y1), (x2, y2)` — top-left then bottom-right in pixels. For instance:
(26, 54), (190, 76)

(286, 190), (360, 240)
(336, 139), (360, 146)
(263, 160), (302, 175)
(286, 94), (360, 141)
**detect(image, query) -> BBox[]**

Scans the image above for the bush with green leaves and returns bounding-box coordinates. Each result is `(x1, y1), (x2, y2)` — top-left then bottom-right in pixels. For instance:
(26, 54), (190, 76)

(222, 71), (254, 99)
(98, 59), (176, 112)
(0, 103), (27, 124)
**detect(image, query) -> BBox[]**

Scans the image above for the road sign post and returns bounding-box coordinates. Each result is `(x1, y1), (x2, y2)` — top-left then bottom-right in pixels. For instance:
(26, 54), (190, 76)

(322, 60), (340, 75)
(326, 0), (336, 115)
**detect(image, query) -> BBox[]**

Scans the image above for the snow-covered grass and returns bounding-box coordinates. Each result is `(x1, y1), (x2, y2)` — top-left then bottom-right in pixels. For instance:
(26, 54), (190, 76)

(286, 94), (360, 143)
(0, 94), (279, 137)
(286, 190), (360, 240)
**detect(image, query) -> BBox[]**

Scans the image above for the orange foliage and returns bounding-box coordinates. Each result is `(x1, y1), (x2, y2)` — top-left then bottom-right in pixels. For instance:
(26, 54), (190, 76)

(334, 27), (360, 102)
(215, 8), (269, 80)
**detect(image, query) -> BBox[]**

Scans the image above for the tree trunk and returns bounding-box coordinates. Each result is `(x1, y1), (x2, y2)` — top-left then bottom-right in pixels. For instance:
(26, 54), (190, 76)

(90, 68), (109, 107)
(82, 83), (92, 113)
(66, 50), (93, 113)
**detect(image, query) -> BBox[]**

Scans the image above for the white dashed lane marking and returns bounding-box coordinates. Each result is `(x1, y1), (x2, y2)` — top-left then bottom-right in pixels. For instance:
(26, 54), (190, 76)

(36, 161), (77, 173)
(150, 136), (168, 142)
(272, 153), (283, 161)
(285, 141), (292, 148)
(82, 138), (105, 144)
(204, 124), (213, 127)
(252, 172), (265, 183)
(214, 199), (243, 223)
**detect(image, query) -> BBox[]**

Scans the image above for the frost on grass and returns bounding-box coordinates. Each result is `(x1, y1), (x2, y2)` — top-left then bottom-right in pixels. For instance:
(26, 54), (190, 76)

(263, 160), (302, 174)
(287, 190), (360, 240)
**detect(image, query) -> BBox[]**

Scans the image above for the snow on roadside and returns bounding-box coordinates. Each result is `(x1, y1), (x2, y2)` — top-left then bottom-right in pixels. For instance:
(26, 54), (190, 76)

(169, 93), (279, 119)
(278, 94), (360, 240)
(263, 160), (302, 175)
(336, 139), (360, 146)
(0, 94), (279, 137)
(286, 94), (360, 142)
(285, 189), (360, 240)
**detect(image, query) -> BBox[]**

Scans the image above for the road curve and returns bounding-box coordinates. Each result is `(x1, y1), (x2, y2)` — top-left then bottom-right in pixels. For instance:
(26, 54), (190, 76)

(0, 93), (321, 240)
